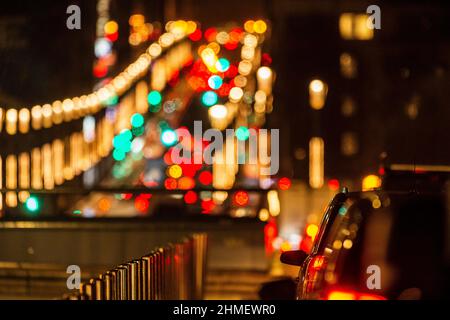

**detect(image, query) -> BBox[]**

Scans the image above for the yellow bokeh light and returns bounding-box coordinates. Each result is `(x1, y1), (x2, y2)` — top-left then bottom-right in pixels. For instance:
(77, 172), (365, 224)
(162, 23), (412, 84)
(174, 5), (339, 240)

(238, 60), (252, 76)
(129, 14), (145, 27)
(229, 87), (244, 103)
(148, 43), (162, 57)
(168, 164), (183, 179)
(186, 21), (197, 34)
(243, 34), (258, 47)
(310, 79), (324, 93)
(309, 79), (328, 110)
(328, 291), (355, 300)
(258, 208), (270, 222)
(104, 21), (118, 35)
(309, 137), (324, 188)
(207, 42), (220, 55)
(362, 174), (381, 191)
(280, 241), (292, 252)
(306, 224), (319, 238)
(254, 90), (267, 104)
(159, 32), (175, 47)
(98, 197), (112, 212)
(216, 31), (229, 44)
(257, 66), (272, 80)
(343, 239), (353, 249)
(208, 104), (228, 120)
(253, 20), (267, 34)
(170, 20), (188, 35)
(129, 33), (142, 46)
(200, 47), (218, 72)
(244, 20), (255, 33)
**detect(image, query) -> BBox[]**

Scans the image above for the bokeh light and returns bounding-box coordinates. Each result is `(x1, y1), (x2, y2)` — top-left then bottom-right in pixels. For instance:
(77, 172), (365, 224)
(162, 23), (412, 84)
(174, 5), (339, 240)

(148, 90), (162, 106)
(201, 91), (218, 107)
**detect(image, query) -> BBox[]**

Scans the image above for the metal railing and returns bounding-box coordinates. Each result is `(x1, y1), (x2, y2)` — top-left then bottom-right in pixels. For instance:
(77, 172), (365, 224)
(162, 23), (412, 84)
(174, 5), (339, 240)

(65, 233), (207, 300)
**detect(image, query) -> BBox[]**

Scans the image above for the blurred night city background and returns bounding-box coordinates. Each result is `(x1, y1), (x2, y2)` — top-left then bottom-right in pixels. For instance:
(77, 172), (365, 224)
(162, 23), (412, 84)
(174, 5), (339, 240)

(0, 0), (449, 300)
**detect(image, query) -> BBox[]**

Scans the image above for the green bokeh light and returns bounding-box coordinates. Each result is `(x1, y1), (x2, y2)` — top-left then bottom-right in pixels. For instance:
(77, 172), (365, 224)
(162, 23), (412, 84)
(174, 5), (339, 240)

(216, 58), (230, 72)
(235, 126), (250, 141)
(208, 75), (223, 90)
(105, 95), (119, 106)
(201, 91), (218, 107)
(148, 91), (162, 106)
(161, 129), (177, 147)
(113, 149), (126, 161)
(130, 113), (144, 128)
(25, 196), (40, 213)
(132, 126), (145, 137)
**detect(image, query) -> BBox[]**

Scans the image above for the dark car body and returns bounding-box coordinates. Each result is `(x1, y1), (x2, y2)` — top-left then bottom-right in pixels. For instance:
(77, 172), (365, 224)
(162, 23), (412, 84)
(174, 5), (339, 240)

(291, 187), (450, 300)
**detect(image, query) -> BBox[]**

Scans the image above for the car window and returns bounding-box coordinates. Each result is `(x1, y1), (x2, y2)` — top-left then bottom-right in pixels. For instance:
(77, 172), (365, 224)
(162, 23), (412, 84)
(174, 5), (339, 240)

(312, 192), (448, 299)
(313, 194), (396, 296)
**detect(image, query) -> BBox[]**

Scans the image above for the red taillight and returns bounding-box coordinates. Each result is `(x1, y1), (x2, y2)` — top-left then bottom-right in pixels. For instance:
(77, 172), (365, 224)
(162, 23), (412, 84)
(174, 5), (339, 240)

(305, 255), (327, 293)
(326, 289), (386, 300)
(327, 290), (356, 300)
(311, 255), (326, 270)
(358, 293), (387, 300)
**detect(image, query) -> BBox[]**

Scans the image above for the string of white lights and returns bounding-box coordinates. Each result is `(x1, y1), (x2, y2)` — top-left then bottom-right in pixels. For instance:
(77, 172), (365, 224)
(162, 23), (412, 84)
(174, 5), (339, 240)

(0, 20), (199, 136)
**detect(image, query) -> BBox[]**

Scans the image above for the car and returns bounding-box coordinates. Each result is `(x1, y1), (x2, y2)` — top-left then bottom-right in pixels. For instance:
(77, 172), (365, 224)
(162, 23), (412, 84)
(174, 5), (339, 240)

(281, 176), (450, 299)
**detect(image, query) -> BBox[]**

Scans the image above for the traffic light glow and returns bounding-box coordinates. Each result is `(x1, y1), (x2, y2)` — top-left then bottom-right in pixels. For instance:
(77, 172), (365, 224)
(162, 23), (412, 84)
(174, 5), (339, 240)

(131, 113), (144, 127)
(25, 196), (40, 213)
(201, 91), (218, 107)
(161, 129), (178, 147)
(235, 126), (250, 141)
(148, 91), (162, 106)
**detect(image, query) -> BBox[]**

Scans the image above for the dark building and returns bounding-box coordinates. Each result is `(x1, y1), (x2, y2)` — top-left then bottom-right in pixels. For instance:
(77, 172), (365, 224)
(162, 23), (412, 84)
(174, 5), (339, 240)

(272, 0), (450, 187)
(2, 0), (449, 188)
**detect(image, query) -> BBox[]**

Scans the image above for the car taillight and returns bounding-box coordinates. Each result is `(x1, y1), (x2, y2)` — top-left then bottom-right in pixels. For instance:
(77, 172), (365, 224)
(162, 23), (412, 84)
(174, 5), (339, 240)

(311, 255), (326, 270)
(305, 255), (327, 294)
(326, 289), (386, 300)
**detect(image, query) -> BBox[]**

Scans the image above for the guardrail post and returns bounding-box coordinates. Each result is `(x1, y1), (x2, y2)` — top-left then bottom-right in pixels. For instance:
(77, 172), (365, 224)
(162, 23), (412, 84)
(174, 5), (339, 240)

(140, 257), (149, 300)
(94, 278), (104, 300)
(68, 233), (207, 300)
(117, 265), (128, 300)
(101, 272), (112, 300)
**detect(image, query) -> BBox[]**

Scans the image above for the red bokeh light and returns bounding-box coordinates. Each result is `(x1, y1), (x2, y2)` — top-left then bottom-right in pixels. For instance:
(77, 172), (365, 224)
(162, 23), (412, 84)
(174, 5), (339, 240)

(180, 163), (197, 178)
(121, 193), (133, 200)
(105, 31), (118, 42)
(189, 29), (202, 42)
(217, 82), (231, 97)
(224, 64), (238, 78)
(168, 69), (180, 87)
(135, 194), (152, 213)
(178, 176), (195, 190)
(164, 178), (177, 190)
(264, 218), (278, 255)
(93, 63), (108, 78)
(278, 177), (291, 190)
(201, 199), (215, 213)
(224, 42), (238, 50)
(328, 179), (340, 191)
(198, 171), (212, 185)
(204, 27), (217, 42)
(184, 191), (198, 204)
(234, 191), (249, 206)
(261, 53), (272, 66)
(164, 150), (174, 165)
